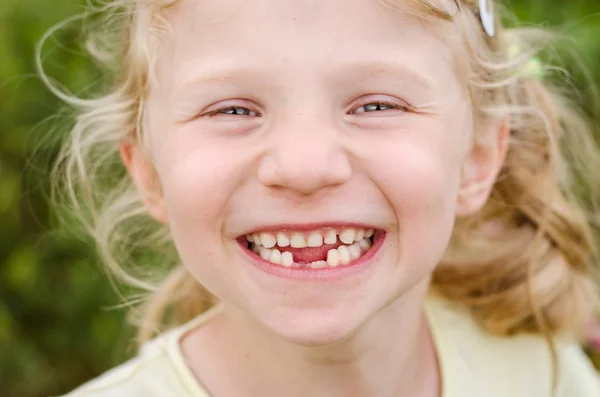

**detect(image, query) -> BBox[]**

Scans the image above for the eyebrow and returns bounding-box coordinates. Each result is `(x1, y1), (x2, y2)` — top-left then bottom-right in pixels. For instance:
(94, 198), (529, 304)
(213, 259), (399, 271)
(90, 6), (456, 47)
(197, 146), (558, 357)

(176, 59), (438, 93)
(177, 65), (268, 89)
(327, 60), (437, 90)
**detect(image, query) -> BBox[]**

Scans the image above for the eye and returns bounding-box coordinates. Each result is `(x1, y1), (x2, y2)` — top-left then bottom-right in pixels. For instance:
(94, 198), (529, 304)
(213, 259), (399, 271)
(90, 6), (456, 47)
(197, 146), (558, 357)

(205, 105), (261, 118)
(351, 100), (410, 115)
(356, 102), (394, 113)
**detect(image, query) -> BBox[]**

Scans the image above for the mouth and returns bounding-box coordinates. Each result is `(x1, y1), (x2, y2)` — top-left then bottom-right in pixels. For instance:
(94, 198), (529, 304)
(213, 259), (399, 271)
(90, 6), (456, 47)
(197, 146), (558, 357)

(237, 226), (384, 275)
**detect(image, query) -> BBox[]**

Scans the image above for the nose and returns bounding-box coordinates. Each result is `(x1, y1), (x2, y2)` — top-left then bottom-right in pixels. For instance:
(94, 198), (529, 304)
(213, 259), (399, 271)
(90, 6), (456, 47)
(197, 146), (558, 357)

(257, 116), (352, 195)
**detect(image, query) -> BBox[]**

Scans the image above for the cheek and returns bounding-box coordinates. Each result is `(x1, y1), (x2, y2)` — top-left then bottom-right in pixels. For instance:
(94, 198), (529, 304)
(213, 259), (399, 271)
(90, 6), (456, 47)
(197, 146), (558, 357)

(390, 154), (459, 214)
(160, 149), (233, 223)
(373, 137), (464, 212)
(371, 142), (464, 273)
(153, 137), (245, 281)
(154, 126), (253, 225)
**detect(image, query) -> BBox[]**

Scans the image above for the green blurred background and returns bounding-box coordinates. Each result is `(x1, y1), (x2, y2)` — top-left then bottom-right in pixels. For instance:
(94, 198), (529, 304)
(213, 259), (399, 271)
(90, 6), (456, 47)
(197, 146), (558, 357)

(0, 1), (599, 396)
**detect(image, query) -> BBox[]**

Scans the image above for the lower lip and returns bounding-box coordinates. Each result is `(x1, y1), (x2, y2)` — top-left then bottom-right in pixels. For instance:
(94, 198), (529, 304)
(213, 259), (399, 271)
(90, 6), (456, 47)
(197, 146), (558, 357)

(237, 232), (386, 281)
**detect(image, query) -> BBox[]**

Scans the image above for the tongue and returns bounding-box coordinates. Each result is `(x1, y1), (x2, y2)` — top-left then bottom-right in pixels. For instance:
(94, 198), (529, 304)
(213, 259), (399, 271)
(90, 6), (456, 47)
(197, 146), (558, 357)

(280, 242), (345, 263)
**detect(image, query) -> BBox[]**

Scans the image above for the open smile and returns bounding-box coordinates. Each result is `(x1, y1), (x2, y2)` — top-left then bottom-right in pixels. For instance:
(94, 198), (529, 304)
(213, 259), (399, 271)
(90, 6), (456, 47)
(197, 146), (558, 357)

(237, 226), (385, 280)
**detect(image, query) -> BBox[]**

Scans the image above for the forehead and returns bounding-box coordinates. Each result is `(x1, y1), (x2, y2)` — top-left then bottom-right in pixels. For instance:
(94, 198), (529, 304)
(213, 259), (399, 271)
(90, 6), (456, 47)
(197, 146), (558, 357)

(156, 0), (462, 94)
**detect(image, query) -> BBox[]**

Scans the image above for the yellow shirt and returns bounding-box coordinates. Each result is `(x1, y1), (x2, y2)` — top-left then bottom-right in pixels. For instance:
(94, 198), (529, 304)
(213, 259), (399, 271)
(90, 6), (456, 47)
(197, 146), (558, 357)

(58, 298), (600, 397)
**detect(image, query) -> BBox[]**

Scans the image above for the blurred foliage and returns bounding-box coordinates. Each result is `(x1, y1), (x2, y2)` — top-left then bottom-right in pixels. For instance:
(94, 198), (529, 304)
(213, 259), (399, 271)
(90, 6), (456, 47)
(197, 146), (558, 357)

(0, 1), (599, 396)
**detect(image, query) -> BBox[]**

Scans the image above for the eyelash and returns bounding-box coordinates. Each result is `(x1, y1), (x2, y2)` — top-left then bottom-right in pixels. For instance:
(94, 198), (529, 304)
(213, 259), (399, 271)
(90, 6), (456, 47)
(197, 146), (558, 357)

(206, 106), (261, 117)
(203, 100), (410, 118)
(352, 101), (410, 114)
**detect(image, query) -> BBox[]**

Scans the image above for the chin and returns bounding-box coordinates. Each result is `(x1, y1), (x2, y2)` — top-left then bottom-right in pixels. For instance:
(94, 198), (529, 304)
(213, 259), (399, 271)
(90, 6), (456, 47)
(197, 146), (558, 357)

(271, 321), (362, 347)
(255, 303), (373, 347)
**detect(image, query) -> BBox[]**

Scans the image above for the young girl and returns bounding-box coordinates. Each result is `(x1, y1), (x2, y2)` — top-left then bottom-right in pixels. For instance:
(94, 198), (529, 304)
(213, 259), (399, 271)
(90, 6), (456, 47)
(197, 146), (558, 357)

(46, 0), (600, 396)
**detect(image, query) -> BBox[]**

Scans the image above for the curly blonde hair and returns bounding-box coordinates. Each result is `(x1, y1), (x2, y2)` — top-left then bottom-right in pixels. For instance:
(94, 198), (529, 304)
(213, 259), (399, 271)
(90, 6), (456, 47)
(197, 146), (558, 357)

(41, 0), (600, 349)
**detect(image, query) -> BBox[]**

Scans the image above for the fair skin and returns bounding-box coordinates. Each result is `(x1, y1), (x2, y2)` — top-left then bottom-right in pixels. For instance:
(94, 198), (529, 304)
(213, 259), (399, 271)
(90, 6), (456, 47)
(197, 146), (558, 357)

(121, 0), (508, 396)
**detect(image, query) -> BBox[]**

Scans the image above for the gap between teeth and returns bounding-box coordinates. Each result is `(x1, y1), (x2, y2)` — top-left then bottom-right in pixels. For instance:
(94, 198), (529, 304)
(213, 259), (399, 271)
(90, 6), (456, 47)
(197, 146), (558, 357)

(248, 227), (374, 249)
(251, 237), (373, 268)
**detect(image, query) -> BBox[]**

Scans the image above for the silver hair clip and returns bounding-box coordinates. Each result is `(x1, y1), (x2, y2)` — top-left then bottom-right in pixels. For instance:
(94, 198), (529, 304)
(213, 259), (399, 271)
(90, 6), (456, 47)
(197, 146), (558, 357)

(479, 0), (495, 37)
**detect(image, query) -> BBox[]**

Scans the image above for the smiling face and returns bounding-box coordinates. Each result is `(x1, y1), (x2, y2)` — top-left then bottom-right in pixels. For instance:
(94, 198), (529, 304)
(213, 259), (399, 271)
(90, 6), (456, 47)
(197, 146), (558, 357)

(123, 0), (503, 345)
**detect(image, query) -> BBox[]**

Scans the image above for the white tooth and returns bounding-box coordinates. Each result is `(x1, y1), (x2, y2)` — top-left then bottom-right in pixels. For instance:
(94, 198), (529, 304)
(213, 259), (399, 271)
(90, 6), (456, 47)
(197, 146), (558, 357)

(260, 232), (277, 248)
(277, 233), (290, 247)
(290, 233), (307, 248)
(260, 247), (272, 260)
(359, 238), (371, 251)
(365, 229), (374, 238)
(246, 234), (254, 243)
(307, 232), (324, 247)
(281, 251), (294, 267)
(324, 229), (337, 245)
(348, 243), (361, 260)
(354, 229), (365, 242)
(337, 246), (350, 265)
(251, 244), (261, 254)
(327, 249), (340, 267)
(269, 249), (282, 265)
(339, 228), (356, 245)
(309, 260), (328, 269)
(253, 233), (262, 245)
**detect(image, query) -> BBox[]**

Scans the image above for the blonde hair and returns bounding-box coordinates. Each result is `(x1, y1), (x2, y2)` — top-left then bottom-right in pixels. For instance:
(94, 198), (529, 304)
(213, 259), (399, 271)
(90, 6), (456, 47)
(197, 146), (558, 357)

(42, 0), (599, 349)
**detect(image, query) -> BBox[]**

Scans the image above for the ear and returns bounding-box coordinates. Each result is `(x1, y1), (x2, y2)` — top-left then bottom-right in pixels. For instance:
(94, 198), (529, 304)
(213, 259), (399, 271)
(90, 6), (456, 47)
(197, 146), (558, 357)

(120, 142), (169, 223)
(456, 117), (509, 217)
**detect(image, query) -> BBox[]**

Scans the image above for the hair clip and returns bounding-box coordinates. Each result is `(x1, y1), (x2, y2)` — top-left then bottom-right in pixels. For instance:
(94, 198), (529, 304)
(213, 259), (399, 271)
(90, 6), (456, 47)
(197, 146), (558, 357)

(479, 0), (495, 37)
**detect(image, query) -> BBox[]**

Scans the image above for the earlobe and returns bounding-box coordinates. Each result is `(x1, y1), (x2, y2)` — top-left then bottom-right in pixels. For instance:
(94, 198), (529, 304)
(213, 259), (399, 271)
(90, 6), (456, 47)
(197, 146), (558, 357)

(119, 142), (169, 224)
(457, 118), (509, 216)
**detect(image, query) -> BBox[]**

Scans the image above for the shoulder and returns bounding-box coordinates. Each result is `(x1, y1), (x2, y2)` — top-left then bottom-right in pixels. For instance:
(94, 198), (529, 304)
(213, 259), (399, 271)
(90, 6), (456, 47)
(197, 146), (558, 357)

(426, 296), (600, 397)
(555, 341), (600, 396)
(54, 330), (201, 397)
(57, 355), (158, 397)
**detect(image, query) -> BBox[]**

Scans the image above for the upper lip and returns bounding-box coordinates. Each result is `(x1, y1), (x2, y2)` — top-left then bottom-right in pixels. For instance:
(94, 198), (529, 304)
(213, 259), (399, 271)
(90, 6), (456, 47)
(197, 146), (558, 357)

(239, 221), (381, 236)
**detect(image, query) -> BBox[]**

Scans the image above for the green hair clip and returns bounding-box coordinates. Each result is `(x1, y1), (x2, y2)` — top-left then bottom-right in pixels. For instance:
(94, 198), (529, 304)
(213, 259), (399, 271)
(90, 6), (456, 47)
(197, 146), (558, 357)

(508, 44), (544, 80)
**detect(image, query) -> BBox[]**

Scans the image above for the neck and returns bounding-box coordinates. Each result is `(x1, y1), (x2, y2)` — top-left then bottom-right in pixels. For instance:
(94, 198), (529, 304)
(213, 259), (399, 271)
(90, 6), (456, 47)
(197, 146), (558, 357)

(181, 281), (439, 397)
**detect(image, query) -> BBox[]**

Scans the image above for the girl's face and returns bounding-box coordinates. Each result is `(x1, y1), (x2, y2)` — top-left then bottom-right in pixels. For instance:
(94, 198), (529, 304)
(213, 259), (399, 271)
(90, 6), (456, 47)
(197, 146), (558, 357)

(129, 0), (500, 344)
